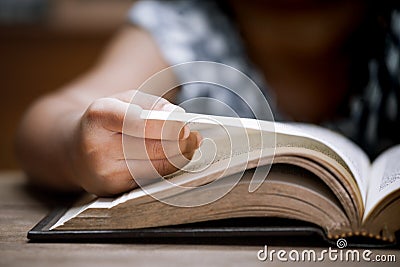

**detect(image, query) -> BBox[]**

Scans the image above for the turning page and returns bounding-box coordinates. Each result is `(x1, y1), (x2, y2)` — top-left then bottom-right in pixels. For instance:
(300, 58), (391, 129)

(283, 123), (371, 204)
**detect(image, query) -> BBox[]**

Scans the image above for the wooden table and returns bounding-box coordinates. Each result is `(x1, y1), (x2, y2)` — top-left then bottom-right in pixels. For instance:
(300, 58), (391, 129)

(1, 171), (399, 267)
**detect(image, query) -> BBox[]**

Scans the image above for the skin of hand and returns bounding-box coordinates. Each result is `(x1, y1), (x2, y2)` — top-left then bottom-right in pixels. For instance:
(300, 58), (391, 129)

(15, 26), (201, 196)
(70, 90), (201, 196)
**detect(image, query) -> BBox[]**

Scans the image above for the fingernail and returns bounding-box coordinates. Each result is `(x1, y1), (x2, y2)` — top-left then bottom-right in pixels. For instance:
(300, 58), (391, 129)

(173, 105), (185, 113)
(180, 125), (190, 140)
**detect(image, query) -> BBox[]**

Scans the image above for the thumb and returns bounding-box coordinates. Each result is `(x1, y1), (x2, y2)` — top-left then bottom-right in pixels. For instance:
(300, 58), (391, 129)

(111, 89), (186, 113)
(94, 97), (189, 140)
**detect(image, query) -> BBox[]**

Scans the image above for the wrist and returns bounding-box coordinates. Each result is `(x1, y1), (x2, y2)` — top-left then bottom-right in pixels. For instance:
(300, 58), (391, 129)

(59, 110), (86, 190)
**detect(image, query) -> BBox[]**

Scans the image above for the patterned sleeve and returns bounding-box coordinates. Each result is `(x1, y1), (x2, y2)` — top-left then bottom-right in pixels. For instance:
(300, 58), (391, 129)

(127, 0), (277, 119)
(128, 0), (242, 66)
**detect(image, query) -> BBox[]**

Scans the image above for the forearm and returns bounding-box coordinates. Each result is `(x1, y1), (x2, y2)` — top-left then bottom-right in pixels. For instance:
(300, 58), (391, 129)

(15, 26), (172, 192)
(16, 91), (84, 191)
(15, 87), (188, 194)
(15, 68), (137, 190)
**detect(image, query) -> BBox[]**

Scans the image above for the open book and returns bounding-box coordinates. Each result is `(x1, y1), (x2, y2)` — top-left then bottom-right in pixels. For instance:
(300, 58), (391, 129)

(37, 110), (400, 244)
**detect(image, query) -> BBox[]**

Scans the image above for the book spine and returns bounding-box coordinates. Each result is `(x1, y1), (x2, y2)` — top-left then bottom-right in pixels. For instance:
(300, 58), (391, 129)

(326, 229), (396, 243)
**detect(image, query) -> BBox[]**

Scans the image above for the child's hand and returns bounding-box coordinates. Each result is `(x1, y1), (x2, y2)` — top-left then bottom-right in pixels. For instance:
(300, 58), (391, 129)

(70, 90), (201, 196)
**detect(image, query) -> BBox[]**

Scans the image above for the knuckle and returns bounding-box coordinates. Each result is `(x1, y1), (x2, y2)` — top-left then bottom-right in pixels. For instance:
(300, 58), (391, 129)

(83, 98), (124, 133)
(148, 140), (165, 159)
(154, 99), (171, 111)
(157, 158), (175, 176)
(93, 163), (116, 188)
(156, 100), (169, 109)
(85, 98), (114, 121)
(184, 150), (194, 160)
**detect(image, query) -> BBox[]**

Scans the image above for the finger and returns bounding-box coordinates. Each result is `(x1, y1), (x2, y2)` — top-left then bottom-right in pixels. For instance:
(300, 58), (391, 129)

(122, 131), (201, 160)
(90, 97), (190, 140)
(139, 118), (190, 140)
(115, 90), (188, 138)
(124, 110), (190, 140)
(126, 150), (195, 180)
(91, 138), (197, 196)
(111, 90), (185, 112)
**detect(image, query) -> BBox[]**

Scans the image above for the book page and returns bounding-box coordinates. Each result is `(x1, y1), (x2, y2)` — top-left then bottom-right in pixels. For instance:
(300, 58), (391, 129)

(364, 145), (400, 221)
(278, 123), (371, 204)
(126, 116), (369, 207)
(143, 110), (370, 199)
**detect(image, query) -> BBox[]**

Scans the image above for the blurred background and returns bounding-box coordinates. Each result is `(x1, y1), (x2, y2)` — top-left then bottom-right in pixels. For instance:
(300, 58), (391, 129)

(0, 0), (133, 170)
